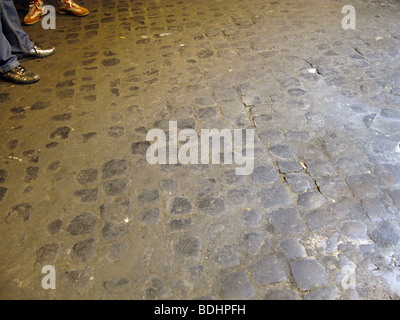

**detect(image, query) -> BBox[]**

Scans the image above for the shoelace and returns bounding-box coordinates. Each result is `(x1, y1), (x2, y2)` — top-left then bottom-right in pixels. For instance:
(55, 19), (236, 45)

(64, 0), (74, 8)
(28, 1), (42, 11)
(14, 66), (27, 75)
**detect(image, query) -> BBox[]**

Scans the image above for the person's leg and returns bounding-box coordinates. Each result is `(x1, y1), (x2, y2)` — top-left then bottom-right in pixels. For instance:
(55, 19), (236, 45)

(0, 22), (40, 84)
(0, 0), (53, 83)
(0, 27), (19, 74)
(1, 0), (35, 55)
(0, 19), (40, 84)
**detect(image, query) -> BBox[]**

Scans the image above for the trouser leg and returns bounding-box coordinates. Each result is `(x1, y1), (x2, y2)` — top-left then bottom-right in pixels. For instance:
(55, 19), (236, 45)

(0, 0), (34, 73)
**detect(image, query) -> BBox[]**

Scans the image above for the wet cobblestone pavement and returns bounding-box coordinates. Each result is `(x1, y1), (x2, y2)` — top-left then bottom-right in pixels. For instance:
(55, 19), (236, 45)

(1, 0), (400, 299)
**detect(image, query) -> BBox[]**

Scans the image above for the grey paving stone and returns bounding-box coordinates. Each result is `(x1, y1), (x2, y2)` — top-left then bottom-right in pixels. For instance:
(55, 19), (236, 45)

(306, 160), (336, 176)
(72, 238), (97, 262)
(215, 271), (254, 300)
(306, 210), (337, 231)
(297, 191), (326, 210)
(73, 188), (98, 202)
(197, 197), (225, 216)
(316, 233), (339, 255)
(49, 126), (71, 139)
(101, 160), (127, 179)
(131, 141), (151, 155)
(242, 208), (262, 227)
(167, 197), (193, 216)
(7, 203), (33, 222)
(160, 179), (178, 193)
(290, 259), (329, 291)
(138, 189), (160, 205)
(304, 286), (340, 300)
(249, 254), (288, 285)
(47, 219), (62, 235)
(269, 208), (306, 235)
(251, 165), (279, 184)
(258, 184), (291, 209)
(173, 236), (202, 259)
(103, 179), (129, 197)
(138, 208), (160, 226)
(242, 232), (267, 256)
(168, 219), (193, 232)
(109, 242), (127, 260)
(269, 145), (296, 159)
(226, 187), (253, 205)
(346, 174), (381, 198)
(341, 221), (369, 241)
(361, 198), (390, 221)
(368, 221), (400, 248)
(66, 212), (97, 235)
(104, 277), (130, 292)
(35, 243), (60, 265)
(0, 187), (7, 202)
(77, 169), (98, 185)
(0, 169), (7, 183)
(24, 166), (39, 182)
(277, 161), (304, 173)
(389, 190), (400, 209)
(281, 239), (307, 259)
(211, 245), (240, 267)
(374, 164), (400, 188)
(285, 173), (315, 193)
(264, 289), (300, 300)
(102, 221), (131, 240)
(316, 176), (352, 200)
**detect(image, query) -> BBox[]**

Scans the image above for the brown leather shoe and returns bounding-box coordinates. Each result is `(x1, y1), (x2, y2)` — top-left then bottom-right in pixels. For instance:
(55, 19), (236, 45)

(1, 66), (40, 84)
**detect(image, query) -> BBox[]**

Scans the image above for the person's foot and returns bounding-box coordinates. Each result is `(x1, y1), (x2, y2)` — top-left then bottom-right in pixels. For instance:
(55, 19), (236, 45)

(1, 66), (40, 84)
(58, 0), (89, 16)
(24, 0), (45, 25)
(28, 45), (56, 58)
(18, 45), (56, 62)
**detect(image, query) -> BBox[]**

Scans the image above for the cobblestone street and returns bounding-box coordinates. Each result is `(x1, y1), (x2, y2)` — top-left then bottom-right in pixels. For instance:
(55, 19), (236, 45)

(0, 0), (400, 299)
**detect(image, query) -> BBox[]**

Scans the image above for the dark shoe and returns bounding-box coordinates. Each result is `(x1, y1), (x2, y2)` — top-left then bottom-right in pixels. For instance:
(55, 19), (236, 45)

(1, 66), (40, 84)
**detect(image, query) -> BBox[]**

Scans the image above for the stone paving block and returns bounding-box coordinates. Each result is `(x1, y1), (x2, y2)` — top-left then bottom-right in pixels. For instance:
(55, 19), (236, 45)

(281, 239), (307, 259)
(264, 289), (300, 300)
(370, 108), (400, 135)
(346, 174), (381, 198)
(277, 161), (304, 174)
(215, 271), (254, 300)
(258, 184), (291, 209)
(285, 173), (315, 193)
(361, 198), (390, 221)
(341, 221), (369, 241)
(268, 208), (306, 235)
(316, 176), (352, 200)
(211, 245), (240, 267)
(249, 254), (288, 285)
(297, 191), (326, 210)
(389, 190), (400, 209)
(66, 212), (97, 236)
(306, 210), (337, 232)
(173, 236), (202, 259)
(290, 259), (329, 291)
(368, 221), (400, 248)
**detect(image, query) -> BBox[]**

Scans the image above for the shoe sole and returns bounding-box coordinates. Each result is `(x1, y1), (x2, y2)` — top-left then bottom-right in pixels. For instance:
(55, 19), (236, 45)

(0, 75), (40, 85)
